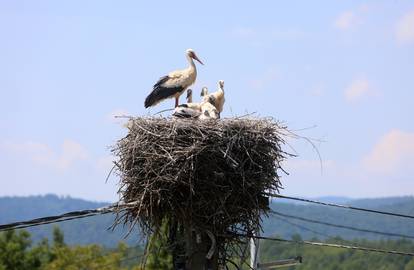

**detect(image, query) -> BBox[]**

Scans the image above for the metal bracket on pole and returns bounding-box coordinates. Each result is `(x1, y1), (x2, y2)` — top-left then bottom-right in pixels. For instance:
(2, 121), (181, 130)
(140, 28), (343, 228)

(250, 232), (260, 269)
(258, 256), (302, 269)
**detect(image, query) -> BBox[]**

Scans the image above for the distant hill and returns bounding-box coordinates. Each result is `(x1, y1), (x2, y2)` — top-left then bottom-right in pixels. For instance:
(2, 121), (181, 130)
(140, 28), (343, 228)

(1, 194), (413, 247)
(0, 194), (140, 247)
(264, 196), (414, 240)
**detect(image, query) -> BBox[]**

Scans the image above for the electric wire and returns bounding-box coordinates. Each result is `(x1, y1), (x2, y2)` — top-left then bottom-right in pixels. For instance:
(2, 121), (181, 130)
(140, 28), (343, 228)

(270, 194), (414, 220)
(224, 233), (414, 257)
(272, 210), (414, 239)
(0, 201), (137, 232)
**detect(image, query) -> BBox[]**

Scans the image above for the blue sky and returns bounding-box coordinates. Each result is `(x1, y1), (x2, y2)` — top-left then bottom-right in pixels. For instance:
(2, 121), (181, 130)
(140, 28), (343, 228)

(0, 1), (413, 201)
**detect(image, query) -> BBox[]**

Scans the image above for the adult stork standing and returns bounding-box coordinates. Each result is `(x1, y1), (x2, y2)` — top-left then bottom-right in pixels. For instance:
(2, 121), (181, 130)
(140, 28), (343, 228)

(144, 49), (204, 108)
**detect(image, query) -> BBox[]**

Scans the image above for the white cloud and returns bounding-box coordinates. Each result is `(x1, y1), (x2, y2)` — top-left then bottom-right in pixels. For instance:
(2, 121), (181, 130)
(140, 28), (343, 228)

(58, 140), (88, 170)
(363, 130), (414, 174)
(249, 68), (280, 90)
(1, 139), (88, 171)
(334, 11), (357, 30)
(2, 141), (55, 165)
(396, 10), (414, 45)
(344, 78), (372, 102)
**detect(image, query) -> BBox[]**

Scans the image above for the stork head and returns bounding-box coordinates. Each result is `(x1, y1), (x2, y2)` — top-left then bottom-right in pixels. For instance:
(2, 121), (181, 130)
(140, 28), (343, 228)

(218, 80), (224, 89)
(200, 87), (208, 97)
(186, 49), (204, 65)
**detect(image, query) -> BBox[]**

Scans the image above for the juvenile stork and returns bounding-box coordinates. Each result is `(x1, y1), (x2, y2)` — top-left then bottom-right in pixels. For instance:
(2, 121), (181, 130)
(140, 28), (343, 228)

(201, 80), (225, 113)
(172, 89), (202, 118)
(144, 49), (204, 108)
(199, 102), (220, 120)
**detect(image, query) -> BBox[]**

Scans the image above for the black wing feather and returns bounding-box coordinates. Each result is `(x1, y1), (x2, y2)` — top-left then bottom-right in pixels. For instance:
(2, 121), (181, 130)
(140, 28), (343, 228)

(144, 76), (184, 108)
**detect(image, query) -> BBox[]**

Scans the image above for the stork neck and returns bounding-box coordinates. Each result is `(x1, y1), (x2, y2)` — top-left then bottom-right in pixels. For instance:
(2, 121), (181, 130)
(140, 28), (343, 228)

(187, 95), (193, 103)
(186, 54), (196, 69)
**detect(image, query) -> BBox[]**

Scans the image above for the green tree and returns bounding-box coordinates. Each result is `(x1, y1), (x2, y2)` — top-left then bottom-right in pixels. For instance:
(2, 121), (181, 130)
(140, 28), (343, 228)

(52, 226), (65, 248)
(146, 221), (173, 270)
(0, 230), (35, 270)
(405, 258), (414, 270)
(27, 238), (52, 268)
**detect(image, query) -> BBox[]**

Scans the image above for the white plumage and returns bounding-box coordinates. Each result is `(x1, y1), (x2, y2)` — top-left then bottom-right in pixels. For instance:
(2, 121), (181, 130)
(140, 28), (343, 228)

(173, 88), (220, 120)
(172, 89), (203, 118)
(201, 80), (225, 113)
(145, 49), (204, 108)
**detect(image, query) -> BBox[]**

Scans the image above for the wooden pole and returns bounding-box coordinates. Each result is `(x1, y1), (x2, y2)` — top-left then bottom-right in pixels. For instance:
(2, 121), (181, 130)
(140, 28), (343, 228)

(183, 226), (218, 270)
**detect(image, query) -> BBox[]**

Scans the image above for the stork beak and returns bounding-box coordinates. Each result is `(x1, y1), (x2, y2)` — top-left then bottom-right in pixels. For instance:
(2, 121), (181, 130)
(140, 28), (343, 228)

(192, 54), (204, 65)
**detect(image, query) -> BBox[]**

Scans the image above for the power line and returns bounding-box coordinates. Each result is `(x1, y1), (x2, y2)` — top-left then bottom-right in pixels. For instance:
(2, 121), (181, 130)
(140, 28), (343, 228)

(275, 215), (332, 239)
(224, 233), (414, 257)
(0, 201), (136, 232)
(272, 210), (414, 240)
(0, 213), (101, 231)
(274, 215), (391, 253)
(270, 194), (414, 220)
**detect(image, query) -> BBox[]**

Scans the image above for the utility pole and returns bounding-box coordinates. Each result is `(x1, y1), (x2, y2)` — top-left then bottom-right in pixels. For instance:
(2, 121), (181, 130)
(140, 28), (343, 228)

(182, 226), (218, 270)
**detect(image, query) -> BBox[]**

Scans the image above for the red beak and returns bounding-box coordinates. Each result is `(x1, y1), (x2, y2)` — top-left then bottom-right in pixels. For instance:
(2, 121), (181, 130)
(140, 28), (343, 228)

(192, 54), (204, 65)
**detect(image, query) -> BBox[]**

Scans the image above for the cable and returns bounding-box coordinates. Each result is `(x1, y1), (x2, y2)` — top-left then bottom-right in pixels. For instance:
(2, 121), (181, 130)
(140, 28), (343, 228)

(275, 215), (332, 239)
(274, 215), (394, 253)
(272, 210), (414, 240)
(224, 233), (414, 257)
(0, 201), (137, 232)
(270, 194), (414, 220)
(0, 213), (100, 231)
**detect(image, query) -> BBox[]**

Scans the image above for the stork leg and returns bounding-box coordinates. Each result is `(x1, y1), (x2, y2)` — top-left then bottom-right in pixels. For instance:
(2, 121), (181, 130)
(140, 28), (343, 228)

(175, 97), (179, 108)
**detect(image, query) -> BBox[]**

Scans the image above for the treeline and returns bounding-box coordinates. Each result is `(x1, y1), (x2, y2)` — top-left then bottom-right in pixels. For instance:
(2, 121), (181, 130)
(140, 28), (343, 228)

(0, 227), (144, 270)
(259, 235), (414, 270)
(3, 229), (414, 269)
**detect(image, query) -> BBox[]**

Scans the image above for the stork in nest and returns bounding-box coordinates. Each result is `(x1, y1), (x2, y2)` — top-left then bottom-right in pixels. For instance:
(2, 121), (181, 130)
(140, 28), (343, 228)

(144, 49), (204, 108)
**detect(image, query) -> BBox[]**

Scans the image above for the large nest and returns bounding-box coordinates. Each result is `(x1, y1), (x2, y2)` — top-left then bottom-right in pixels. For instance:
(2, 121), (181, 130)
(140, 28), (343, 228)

(112, 116), (290, 264)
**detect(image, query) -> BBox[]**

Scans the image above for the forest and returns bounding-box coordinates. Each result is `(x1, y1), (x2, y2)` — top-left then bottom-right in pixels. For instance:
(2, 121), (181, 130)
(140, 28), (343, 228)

(2, 228), (414, 270)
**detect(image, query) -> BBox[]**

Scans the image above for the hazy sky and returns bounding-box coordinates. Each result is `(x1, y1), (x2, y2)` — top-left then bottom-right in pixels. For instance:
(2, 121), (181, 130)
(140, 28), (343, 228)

(1, 1), (413, 201)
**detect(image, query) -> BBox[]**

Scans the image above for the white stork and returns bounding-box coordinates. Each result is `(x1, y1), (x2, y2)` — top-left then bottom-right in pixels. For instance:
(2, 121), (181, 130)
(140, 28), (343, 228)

(172, 89), (203, 118)
(200, 87), (209, 98)
(199, 102), (220, 120)
(201, 80), (225, 113)
(144, 49), (204, 108)
(173, 88), (219, 120)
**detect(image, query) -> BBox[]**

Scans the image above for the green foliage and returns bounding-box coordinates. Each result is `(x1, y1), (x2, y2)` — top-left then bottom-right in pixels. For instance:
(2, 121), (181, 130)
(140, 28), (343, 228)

(52, 226), (65, 248)
(258, 234), (414, 270)
(2, 228), (414, 269)
(146, 221), (173, 270)
(0, 230), (33, 270)
(0, 229), (144, 270)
